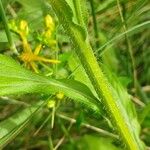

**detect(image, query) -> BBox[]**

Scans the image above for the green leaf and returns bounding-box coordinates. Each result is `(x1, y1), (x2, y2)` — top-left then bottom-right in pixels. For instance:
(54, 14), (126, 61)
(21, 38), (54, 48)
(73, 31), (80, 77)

(14, 0), (48, 29)
(48, 0), (87, 40)
(65, 0), (88, 29)
(68, 52), (98, 98)
(103, 66), (143, 147)
(0, 101), (45, 148)
(77, 135), (122, 150)
(0, 30), (7, 42)
(97, 20), (150, 54)
(0, 54), (102, 115)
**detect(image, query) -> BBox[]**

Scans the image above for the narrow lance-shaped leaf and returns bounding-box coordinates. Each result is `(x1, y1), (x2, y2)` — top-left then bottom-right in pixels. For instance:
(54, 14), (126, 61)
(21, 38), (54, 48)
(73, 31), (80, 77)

(65, 0), (88, 29)
(0, 54), (102, 116)
(0, 101), (45, 148)
(48, 0), (145, 149)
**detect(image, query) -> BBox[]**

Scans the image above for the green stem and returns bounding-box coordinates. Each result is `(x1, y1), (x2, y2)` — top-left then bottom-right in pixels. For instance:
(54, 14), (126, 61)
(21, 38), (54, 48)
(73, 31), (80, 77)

(89, 0), (100, 48)
(48, 134), (54, 150)
(0, 0), (18, 54)
(49, 0), (144, 149)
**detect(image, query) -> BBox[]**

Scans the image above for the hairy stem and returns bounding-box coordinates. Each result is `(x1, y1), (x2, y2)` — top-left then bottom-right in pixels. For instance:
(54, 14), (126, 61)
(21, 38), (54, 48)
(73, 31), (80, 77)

(49, 0), (144, 149)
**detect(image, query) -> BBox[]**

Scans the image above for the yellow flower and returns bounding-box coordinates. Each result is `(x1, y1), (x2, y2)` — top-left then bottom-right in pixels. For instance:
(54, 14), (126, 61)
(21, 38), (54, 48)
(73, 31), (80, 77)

(42, 15), (56, 47)
(19, 42), (60, 73)
(19, 45), (60, 73)
(9, 17), (60, 73)
(56, 92), (64, 100)
(47, 99), (55, 108)
(19, 20), (29, 37)
(45, 14), (55, 33)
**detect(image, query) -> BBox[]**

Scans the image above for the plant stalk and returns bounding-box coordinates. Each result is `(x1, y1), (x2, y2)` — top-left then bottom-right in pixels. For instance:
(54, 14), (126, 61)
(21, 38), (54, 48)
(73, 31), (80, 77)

(49, 0), (144, 149)
(0, 0), (18, 54)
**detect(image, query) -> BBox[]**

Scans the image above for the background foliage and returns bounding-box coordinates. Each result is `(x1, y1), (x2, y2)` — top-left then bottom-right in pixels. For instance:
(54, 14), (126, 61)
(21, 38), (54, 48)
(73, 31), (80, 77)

(0, 0), (150, 149)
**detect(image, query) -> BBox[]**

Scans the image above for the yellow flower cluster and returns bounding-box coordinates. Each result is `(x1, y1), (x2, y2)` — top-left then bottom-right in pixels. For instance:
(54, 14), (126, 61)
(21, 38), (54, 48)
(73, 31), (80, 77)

(43, 15), (56, 47)
(47, 92), (64, 109)
(9, 15), (60, 73)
